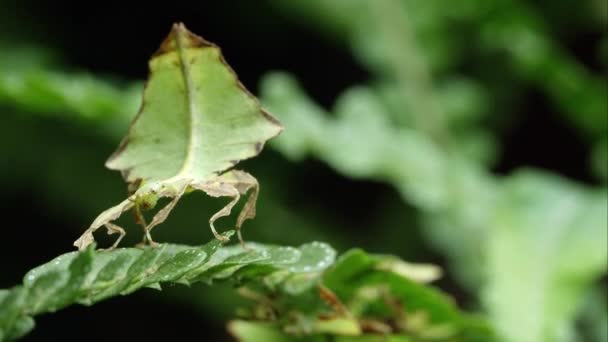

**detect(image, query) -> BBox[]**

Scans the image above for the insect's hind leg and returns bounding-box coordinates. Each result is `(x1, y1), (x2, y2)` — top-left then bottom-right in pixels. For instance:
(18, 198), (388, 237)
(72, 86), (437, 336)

(232, 171), (259, 247)
(192, 170), (259, 247)
(191, 180), (240, 243)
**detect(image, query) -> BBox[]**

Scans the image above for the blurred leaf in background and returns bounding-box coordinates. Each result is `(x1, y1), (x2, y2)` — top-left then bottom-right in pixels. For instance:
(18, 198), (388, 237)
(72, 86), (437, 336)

(0, 0), (606, 341)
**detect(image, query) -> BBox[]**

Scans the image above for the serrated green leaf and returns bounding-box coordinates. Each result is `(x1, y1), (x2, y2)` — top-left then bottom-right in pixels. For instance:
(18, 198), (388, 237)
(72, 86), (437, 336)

(1, 235), (490, 341)
(260, 70), (604, 342)
(0, 287), (31, 342)
(106, 23), (282, 184)
(3, 317), (33, 342)
(189, 241), (335, 290)
(323, 250), (495, 341)
(0, 233), (338, 340)
(232, 248), (494, 341)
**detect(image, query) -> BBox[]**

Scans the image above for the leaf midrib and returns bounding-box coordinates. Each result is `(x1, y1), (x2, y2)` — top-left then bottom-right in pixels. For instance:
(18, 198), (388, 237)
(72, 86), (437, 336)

(175, 27), (201, 178)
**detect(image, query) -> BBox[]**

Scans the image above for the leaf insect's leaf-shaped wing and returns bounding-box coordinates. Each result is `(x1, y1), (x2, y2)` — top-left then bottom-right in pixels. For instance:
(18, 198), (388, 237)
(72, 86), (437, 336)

(106, 23), (283, 185)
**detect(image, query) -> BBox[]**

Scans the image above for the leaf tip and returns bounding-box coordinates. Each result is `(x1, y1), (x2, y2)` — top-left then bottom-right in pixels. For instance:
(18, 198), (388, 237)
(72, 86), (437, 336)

(261, 108), (284, 131)
(155, 22), (215, 57)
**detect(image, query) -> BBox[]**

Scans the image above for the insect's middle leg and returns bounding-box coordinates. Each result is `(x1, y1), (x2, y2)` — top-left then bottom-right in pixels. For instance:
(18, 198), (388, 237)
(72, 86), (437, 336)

(192, 170), (259, 247)
(232, 171), (259, 247)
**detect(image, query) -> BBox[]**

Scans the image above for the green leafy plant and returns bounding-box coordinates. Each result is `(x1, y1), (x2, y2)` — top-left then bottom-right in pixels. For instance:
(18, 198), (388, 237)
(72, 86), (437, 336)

(1, 2), (605, 341)
(0, 23), (493, 341)
(0, 233), (495, 341)
(0, 232), (331, 340)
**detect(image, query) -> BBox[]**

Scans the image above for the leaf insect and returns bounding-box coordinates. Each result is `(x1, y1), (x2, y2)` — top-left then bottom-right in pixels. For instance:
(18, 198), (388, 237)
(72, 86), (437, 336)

(74, 23), (282, 250)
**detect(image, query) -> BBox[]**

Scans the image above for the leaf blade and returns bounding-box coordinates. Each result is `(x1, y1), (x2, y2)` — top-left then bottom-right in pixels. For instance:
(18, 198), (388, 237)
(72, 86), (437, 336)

(106, 23), (282, 184)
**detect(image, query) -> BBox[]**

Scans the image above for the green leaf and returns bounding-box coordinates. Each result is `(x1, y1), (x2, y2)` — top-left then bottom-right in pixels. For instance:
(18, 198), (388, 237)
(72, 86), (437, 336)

(228, 321), (299, 342)
(267, 0), (607, 140)
(261, 73), (452, 210)
(484, 170), (608, 342)
(0, 233), (337, 341)
(228, 321), (413, 342)
(260, 73), (497, 290)
(260, 71), (605, 341)
(323, 250), (495, 341)
(0, 288), (33, 341)
(106, 23), (282, 184)
(577, 285), (608, 342)
(234, 248), (494, 341)
(0, 234), (494, 341)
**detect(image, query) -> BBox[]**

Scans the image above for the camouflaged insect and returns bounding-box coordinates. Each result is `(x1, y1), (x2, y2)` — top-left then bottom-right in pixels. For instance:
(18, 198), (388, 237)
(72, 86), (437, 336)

(74, 23), (282, 250)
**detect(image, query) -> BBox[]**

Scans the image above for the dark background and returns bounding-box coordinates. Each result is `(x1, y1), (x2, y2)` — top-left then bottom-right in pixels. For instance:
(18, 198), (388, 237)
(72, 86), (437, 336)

(1, 0), (605, 341)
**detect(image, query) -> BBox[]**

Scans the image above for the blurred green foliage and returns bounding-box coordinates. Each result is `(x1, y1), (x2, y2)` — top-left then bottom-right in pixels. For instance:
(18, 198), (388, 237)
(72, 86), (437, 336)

(0, 0), (606, 341)
(230, 249), (494, 341)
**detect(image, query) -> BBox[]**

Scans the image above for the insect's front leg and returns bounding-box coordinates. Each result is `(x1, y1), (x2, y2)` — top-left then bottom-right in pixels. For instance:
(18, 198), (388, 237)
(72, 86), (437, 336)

(137, 179), (190, 247)
(126, 179), (149, 239)
(129, 183), (162, 246)
(73, 198), (135, 250)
